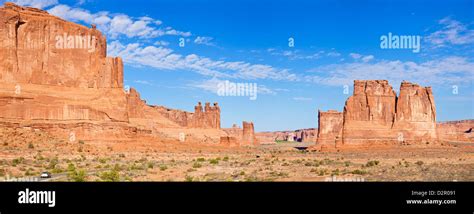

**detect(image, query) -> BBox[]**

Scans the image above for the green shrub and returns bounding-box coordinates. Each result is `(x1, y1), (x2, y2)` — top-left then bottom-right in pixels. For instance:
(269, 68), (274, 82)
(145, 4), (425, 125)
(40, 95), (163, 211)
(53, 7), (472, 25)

(365, 160), (380, 167)
(147, 162), (154, 169)
(351, 169), (368, 175)
(67, 163), (76, 172)
(100, 169), (120, 182)
(344, 161), (351, 167)
(69, 169), (86, 182)
(47, 157), (59, 169)
(185, 175), (193, 182)
(12, 157), (25, 166)
(192, 162), (202, 168)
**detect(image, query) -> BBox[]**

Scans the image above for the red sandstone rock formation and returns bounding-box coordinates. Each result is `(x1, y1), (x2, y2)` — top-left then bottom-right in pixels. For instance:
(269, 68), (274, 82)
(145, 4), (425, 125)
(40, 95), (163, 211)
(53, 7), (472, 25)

(190, 102), (220, 129)
(219, 136), (238, 147)
(295, 129), (317, 142)
(0, 3), (223, 144)
(317, 110), (343, 148)
(342, 80), (437, 146)
(222, 121), (259, 146)
(437, 120), (473, 143)
(242, 121), (258, 146)
(343, 80), (397, 145)
(0, 3), (122, 89)
(393, 81), (437, 143)
(255, 128), (317, 144)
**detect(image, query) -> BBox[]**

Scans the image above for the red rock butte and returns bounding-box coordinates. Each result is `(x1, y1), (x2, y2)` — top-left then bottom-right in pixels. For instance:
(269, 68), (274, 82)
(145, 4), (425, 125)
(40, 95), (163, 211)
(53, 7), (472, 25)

(312, 80), (472, 150)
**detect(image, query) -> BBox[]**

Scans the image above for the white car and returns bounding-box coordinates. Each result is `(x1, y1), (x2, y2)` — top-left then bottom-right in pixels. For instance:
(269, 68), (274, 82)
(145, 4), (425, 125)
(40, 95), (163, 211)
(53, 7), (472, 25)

(40, 172), (51, 179)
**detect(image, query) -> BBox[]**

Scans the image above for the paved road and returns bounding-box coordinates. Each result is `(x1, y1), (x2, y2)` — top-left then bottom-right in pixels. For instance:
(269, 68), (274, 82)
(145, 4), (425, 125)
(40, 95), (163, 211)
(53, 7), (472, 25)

(40, 169), (107, 181)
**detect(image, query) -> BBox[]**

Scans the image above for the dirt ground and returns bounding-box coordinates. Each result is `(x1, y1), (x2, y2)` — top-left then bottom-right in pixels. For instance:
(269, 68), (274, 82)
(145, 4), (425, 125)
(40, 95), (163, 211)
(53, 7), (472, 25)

(0, 127), (473, 182)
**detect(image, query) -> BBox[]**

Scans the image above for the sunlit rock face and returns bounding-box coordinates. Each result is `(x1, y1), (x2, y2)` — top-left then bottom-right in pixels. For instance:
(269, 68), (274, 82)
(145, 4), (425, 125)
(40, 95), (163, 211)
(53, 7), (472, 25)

(342, 80), (437, 146)
(317, 110), (343, 147)
(0, 3), (225, 144)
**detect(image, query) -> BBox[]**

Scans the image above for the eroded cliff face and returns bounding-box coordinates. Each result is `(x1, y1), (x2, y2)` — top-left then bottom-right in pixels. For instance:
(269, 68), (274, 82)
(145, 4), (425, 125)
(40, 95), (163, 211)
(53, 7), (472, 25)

(317, 110), (343, 148)
(342, 80), (398, 145)
(342, 80), (437, 146)
(0, 3), (122, 89)
(0, 3), (224, 144)
(393, 81), (437, 142)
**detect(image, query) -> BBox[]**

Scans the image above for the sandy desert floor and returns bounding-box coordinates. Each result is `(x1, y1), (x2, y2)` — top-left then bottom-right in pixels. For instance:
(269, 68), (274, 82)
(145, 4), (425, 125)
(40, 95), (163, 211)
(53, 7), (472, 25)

(0, 127), (473, 182)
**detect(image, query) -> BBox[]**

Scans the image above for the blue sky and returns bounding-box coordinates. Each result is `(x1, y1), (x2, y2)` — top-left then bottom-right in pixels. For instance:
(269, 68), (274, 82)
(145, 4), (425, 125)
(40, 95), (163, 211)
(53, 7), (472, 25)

(6, 0), (474, 131)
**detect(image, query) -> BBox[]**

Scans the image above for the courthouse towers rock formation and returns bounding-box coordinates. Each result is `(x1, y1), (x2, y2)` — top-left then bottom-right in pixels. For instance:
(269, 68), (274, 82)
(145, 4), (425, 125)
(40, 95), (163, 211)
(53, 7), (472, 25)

(316, 80), (439, 148)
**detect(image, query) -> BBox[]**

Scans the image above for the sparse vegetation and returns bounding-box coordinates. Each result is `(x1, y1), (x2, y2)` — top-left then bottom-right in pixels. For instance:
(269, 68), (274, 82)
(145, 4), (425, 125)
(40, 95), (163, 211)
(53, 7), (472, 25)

(100, 169), (120, 182)
(209, 159), (219, 165)
(69, 169), (86, 182)
(365, 160), (380, 167)
(351, 169), (368, 175)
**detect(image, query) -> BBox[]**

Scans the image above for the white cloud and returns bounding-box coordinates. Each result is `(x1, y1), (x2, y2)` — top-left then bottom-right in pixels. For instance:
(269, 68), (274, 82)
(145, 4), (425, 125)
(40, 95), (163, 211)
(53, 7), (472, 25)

(269, 49), (325, 60)
(48, 4), (94, 23)
(327, 51), (341, 57)
(9, 0), (58, 9)
(349, 53), (362, 59)
(190, 78), (276, 95)
(194, 36), (215, 46)
(361, 55), (374, 62)
(154, 40), (170, 46)
(133, 80), (153, 85)
(108, 41), (297, 81)
(350, 53), (374, 62)
(306, 56), (474, 87)
(426, 17), (474, 47)
(47, 4), (191, 39)
(293, 97), (312, 101)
